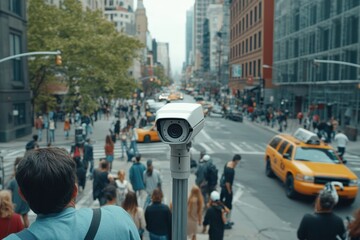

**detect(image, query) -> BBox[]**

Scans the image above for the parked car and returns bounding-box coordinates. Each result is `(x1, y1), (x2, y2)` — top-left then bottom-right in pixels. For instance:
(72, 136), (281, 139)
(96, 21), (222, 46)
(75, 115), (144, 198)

(225, 110), (243, 122)
(264, 128), (358, 205)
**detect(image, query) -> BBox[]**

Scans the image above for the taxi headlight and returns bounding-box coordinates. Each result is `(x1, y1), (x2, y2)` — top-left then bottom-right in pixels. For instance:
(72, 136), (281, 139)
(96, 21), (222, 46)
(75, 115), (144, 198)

(295, 174), (314, 183)
(349, 179), (359, 187)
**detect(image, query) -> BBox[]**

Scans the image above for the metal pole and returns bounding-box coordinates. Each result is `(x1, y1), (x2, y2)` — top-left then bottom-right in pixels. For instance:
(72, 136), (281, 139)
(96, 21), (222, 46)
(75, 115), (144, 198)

(170, 144), (190, 240)
(0, 50), (61, 63)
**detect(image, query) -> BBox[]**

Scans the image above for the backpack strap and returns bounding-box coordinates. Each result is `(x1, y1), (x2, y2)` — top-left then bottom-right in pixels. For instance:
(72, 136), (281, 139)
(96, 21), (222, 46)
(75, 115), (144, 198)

(16, 229), (38, 240)
(84, 208), (102, 240)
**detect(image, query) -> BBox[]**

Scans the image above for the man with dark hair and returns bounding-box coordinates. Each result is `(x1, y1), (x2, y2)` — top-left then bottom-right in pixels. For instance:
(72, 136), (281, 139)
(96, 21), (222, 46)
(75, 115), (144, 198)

(220, 154), (241, 229)
(25, 135), (39, 151)
(5, 148), (139, 240)
(93, 159), (114, 206)
(297, 190), (346, 240)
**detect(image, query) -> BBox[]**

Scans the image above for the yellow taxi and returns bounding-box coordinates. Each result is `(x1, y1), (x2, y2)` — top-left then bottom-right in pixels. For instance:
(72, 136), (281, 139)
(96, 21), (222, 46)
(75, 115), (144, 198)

(264, 128), (358, 205)
(135, 125), (160, 143)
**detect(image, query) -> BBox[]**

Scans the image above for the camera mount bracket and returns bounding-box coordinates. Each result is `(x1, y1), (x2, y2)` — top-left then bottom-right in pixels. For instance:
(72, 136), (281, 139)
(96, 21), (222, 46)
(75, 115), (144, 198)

(170, 143), (191, 179)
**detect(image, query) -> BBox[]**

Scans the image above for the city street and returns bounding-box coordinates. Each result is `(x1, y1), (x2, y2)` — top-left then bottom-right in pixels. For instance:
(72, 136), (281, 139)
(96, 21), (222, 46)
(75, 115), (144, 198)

(1, 94), (360, 239)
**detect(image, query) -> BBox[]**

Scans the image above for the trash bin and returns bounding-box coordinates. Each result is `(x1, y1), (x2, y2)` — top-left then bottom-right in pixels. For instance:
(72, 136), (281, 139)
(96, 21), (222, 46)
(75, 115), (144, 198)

(344, 126), (358, 141)
(75, 127), (84, 144)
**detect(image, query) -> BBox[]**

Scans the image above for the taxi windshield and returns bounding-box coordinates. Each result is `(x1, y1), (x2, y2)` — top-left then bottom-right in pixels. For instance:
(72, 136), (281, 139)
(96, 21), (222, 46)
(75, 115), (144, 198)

(294, 147), (340, 164)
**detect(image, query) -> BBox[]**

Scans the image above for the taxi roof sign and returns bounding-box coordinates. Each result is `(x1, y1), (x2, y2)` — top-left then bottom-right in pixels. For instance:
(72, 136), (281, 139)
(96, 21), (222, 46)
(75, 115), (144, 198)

(293, 128), (320, 144)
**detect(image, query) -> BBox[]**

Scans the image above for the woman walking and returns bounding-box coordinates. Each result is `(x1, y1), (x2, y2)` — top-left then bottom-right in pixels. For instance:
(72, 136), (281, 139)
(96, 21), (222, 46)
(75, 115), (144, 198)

(0, 190), (24, 238)
(116, 170), (133, 206)
(122, 191), (146, 239)
(104, 135), (115, 171)
(187, 185), (204, 240)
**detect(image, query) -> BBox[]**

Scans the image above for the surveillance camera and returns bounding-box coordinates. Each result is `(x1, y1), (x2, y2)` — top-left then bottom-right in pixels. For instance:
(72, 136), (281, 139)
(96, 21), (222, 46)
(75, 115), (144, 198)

(155, 103), (204, 145)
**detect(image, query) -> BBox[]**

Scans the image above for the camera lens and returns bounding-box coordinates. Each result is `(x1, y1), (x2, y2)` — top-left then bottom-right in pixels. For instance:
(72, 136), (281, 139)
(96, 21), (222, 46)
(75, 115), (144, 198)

(167, 123), (183, 139)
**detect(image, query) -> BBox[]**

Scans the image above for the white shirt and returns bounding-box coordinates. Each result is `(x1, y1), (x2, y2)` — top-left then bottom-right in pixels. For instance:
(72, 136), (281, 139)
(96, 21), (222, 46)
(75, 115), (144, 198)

(334, 133), (349, 147)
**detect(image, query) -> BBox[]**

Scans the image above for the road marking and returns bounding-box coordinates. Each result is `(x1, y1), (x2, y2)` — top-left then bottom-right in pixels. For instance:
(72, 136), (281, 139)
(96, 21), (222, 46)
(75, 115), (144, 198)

(230, 142), (245, 152)
(213, 141), (225, 150)
(6, 150), (24, 157)
(199, 142), (214, 154)
(199, 130), (212, 141)
(351, 167), (360, 172)
(253, 144), (266, 151)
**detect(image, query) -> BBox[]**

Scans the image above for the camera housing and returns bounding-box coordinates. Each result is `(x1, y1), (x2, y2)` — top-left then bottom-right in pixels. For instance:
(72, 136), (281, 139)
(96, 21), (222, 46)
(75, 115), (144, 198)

(155, 103), (205, 145)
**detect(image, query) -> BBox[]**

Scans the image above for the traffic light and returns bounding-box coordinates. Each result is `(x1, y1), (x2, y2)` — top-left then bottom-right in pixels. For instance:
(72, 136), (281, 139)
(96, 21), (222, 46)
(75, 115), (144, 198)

(55, 55), (62, 65)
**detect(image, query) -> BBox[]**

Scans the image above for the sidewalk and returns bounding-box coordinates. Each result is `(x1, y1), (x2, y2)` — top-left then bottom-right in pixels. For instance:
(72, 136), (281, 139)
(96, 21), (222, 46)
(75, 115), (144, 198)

(247, 117), (360, 157)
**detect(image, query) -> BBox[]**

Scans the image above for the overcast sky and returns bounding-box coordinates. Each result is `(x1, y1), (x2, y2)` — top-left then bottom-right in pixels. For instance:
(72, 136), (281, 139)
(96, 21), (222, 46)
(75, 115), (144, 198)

(135, 0), (195, 76)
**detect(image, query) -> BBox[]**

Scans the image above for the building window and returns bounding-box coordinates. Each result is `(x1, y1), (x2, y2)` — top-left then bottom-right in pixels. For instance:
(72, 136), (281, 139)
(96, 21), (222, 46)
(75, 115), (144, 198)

(253, 60), (256, 77)
(245, 62), (248, 76)
(242, 18), (245, 31)
(242, 63), (244, 77)
(9, 0), (21, 15)
(258, 31), (262, 48)
(246, 39), (248, 53)
(242, 41), (244, 54)
(9, 32), (22, 82)
(249, 62), (252, 75)
(254, 6), (257, 22)
(258, 59), (261, 77)
(13, 103), (26, 126)
(254, 34), (257, 50)
(246, 14), (248, 29)
(250, 36), (252, 51)
(250, 11), (253, 26)
(259, 1), (262, 19)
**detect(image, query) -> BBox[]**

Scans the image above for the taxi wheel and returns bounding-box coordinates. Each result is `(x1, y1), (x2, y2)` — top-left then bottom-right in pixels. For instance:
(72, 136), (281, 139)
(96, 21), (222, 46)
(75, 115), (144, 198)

(144, 135), (151, 143)
(265, 159), (275, 178)
(285, 174), (297, 199)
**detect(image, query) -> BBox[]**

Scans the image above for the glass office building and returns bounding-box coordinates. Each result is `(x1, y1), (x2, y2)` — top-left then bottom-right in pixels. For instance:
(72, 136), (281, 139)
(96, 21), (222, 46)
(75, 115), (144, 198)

(273, 0), (360, 129)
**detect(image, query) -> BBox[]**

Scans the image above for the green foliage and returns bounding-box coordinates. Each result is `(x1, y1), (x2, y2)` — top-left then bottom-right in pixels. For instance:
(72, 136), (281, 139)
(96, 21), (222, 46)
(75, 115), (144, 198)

(28, 0), (143, 114)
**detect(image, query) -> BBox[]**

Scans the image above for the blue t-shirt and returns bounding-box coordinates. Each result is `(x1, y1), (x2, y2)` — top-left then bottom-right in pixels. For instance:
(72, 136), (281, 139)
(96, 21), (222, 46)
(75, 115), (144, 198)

(129, 162), (146, 191)
(5, 206), (140, 240)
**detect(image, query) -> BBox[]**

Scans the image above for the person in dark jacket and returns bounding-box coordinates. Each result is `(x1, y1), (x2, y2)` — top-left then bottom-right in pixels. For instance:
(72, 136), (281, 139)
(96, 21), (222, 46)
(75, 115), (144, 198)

(92, 160), (114, 206)
(114, 120), (121, 139)
(145, 188), (172, 240)
(202, 191), (229, 240)
(297, 190), (346, 240)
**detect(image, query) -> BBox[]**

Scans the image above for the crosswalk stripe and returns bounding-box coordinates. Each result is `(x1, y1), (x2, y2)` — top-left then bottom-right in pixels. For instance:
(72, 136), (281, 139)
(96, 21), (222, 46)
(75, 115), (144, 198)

(230, 142), (245, 152)
(213, 141), (225, 150)
(199, 142), (214, 154)
(253, 144), (265, 151)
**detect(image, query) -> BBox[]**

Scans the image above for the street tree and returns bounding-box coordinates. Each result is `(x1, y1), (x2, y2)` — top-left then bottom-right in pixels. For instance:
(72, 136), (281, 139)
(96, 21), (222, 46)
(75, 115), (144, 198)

(28, 0), (143, 115)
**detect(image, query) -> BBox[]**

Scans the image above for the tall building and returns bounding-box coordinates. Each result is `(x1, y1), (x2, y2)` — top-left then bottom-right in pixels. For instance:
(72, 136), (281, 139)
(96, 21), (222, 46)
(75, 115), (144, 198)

(186, 8), (194, 66)
(273, 0), (360, 129)
(135, 0), (148, 45)
(194, 0), (212, 71)
(219, 0), (231, 86)
(229, 0), (274, 106)
(0, 0), (32, 142)
(207, 4), (223, 73)
(104, 0), (135, 35)
(157, 42), (171, 77)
